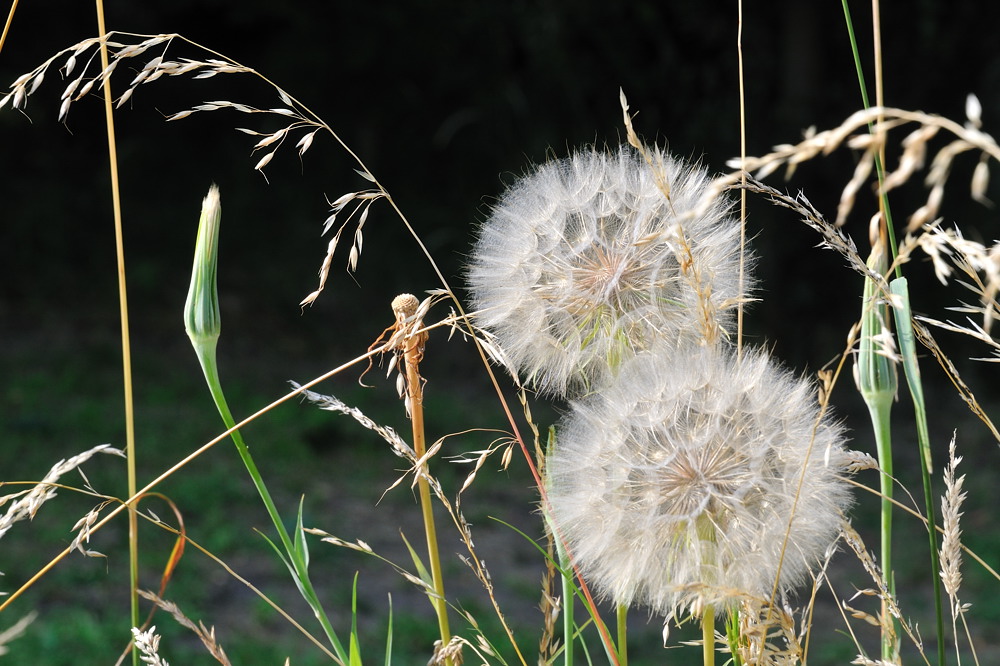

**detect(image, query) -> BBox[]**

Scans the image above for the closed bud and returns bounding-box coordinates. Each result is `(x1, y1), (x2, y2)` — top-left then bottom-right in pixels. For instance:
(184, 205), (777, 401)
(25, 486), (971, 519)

(184, 185), (223, 349)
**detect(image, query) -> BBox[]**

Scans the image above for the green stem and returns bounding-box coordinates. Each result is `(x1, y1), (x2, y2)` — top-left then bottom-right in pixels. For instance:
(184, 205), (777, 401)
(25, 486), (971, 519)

(193, 342), (349, 662)
(866, 390), (896, 661)
(840, 0), (901, 272)
(702, 605), (715, 666)
(555, 535), (574, 666)
(616, 604), (628, 666)
(725, 608), (743, 666)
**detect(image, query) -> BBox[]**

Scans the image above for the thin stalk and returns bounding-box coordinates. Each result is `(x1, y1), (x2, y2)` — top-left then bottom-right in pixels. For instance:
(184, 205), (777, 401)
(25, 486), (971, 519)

(0, 0), (18, 54)
(93, 5), (138, 664)
(616, 604), (628, 666)
(840, 0), (901, 269)
(702, 605), (715, 666)
(696, 514), (718, 666)
(845, 2), (945, 661)
(194, 338), (349, 662)
(395, 295), (452, 664)
(554, 526), (574, 666)
(736, 0), (747, 358)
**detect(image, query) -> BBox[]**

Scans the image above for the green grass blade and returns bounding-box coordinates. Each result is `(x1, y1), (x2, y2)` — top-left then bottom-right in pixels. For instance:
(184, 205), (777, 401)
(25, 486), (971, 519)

(350, 572), (363, 666)
(295, 495), (310, 570)
(384, 594), (393, 666)
(890, 277), (945, 666)
(494, 515), (613, 665)
(399, 530), (434, 590)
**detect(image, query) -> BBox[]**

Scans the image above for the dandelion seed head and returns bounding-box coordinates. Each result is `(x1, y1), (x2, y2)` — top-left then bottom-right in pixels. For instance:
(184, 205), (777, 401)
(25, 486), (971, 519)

(467, 145), (748, 396)
(546, 345), (853, 617)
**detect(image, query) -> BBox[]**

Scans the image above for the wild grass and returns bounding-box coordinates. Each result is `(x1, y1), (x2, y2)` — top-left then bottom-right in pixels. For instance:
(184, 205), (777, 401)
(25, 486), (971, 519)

(2, 3), (999, 666)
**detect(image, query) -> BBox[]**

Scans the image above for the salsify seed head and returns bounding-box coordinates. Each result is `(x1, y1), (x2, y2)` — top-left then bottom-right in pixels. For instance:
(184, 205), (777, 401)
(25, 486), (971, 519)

(545, 344), (853, 618)
(467, 144), (749, 397)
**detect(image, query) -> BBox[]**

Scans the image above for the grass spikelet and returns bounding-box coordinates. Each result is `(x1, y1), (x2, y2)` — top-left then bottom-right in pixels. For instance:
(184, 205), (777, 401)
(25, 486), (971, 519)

(940, 437), (966, 602)
(137, 591), (232, 666)
(0, 613), (37, 656)
(0, 444), (124, 541)
(131, 625), (170, 666)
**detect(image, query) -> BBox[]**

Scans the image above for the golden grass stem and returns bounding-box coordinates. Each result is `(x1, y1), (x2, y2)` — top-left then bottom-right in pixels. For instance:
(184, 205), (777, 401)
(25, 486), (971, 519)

(0, 0), (17, 54)
(93, 5), (139, 662)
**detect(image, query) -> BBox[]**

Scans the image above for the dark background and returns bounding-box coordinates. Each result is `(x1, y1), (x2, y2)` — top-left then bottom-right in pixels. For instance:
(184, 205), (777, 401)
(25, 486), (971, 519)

(3, 0), (1000, 367)
(3, 1), (1000, 663)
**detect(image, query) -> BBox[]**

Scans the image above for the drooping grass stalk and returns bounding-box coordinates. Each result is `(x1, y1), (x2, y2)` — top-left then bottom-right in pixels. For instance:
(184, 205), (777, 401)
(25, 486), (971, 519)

(183, 186), (349, 663)
(857, 239), (898, 662)
(391, 294), (452, 664)
(891, 277), (946, 665)
(93, 4), (139, 663)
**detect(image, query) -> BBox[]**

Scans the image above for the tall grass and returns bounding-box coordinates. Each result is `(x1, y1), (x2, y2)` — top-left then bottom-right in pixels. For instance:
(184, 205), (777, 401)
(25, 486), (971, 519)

(2, 4), (999, 665)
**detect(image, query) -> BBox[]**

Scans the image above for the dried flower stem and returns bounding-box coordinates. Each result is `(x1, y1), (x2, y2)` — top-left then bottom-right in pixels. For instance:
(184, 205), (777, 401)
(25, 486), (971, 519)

(392, 295), (452, 664)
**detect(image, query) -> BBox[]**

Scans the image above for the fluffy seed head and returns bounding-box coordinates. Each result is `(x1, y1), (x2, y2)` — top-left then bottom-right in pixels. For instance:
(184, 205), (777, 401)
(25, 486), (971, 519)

(545, 345), (853, 617)
(467, 145), (748, 397)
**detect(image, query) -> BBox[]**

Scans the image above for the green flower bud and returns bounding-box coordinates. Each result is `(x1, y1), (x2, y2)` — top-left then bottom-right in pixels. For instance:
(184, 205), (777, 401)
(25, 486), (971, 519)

(184, 185), (222, 349)
(856, 239), (898, 407)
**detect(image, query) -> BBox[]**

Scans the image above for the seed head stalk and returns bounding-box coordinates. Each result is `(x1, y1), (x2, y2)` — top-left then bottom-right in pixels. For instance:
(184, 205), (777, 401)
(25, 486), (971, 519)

(615, 604), (628, 666)
(393, 295), (452, 664)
